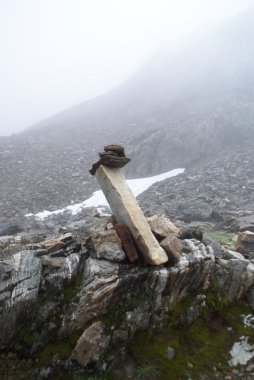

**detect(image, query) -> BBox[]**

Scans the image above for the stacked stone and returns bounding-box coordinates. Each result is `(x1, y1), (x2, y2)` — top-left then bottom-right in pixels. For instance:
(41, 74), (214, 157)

(89, 144), (131, 175)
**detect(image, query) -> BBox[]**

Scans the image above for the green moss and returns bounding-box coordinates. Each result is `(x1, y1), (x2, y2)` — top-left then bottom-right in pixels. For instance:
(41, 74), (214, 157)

(37, 337), (76, 366)
(129, 296), (254, 379)
(137, 363), (158, 379)
(203, 230), (235, 248)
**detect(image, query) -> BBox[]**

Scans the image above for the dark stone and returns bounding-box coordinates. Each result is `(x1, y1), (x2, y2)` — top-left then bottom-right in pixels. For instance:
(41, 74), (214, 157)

(104, 144), (125, 157)
(99, 151), (118, 158)
(114, 223), (139, 263)
(89, 156), (130, 175)
(179, 229), (203, 241)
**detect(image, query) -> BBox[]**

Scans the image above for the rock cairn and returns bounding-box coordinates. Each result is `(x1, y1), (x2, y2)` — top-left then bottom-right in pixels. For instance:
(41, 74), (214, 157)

(89, 144), (168, 265)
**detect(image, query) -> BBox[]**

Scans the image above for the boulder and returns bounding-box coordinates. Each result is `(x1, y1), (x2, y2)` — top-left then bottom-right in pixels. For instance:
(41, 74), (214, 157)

(71, 321), (110, 367)
(147, 215), (179, 240)
(235, 231), (254, 258)
(160, 236), (182, 263)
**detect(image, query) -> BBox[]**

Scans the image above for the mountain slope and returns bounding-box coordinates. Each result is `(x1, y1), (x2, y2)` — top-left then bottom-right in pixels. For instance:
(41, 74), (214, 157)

(1, 8), (254, 218)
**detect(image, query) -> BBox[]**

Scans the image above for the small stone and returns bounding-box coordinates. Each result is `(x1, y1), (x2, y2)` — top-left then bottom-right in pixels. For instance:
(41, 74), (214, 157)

(166, 346), (175, 360)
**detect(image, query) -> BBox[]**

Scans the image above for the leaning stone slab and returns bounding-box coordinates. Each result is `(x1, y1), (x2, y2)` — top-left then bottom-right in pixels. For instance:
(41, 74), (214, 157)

(96, 165), (168, 265)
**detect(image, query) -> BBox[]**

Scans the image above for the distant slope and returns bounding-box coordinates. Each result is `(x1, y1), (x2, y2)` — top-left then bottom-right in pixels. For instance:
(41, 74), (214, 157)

(1, 8), (254, 219)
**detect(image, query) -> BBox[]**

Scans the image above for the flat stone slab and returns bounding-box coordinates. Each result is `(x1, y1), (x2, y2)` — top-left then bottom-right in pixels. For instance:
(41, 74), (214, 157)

(96, 165), (168, 265)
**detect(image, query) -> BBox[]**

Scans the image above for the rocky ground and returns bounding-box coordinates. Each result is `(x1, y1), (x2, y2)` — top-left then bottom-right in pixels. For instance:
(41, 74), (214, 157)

(1, 214), (254, 379)
(139, 144), (254, 233)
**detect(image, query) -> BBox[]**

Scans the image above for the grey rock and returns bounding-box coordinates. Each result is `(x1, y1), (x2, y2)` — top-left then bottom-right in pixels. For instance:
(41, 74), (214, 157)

(87, 229), (126, 262)
(125, 306), (150, 334)
(63, 257), (148, 332)
(202, 234), (222, 258)
(221, 249), (246, 261)
(0, 250), (41, 345)
(43, 253), (81, 290)
(214, 259), (254, 302)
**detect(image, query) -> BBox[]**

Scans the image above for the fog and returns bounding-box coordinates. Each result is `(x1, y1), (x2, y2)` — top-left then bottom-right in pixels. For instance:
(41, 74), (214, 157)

(0, 0), (253, 136)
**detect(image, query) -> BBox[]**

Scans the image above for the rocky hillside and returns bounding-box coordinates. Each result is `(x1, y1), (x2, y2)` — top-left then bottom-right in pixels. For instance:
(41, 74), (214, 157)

(139, 144), (254, 234)
(1, 9), (254, 219)
(1, 214), (254, 379)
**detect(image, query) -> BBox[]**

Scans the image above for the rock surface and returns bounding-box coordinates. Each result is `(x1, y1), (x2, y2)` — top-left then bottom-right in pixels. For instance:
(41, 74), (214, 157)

(0, 251), (41, 346)
(0, 214), (254, 378)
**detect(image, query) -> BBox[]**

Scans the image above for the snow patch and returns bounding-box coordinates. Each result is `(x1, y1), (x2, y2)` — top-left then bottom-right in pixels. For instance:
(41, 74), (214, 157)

(242, 314), (254, 328)
(229, 336), (254, 366)
(26, 168), (184, 220)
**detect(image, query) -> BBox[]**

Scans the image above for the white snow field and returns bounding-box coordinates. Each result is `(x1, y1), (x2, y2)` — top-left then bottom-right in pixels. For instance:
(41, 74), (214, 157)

(26, 168), (184, 220)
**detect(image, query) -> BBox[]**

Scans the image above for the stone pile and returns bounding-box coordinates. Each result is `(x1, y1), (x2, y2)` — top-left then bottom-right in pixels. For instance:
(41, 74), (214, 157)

(89, 144), (130, 175)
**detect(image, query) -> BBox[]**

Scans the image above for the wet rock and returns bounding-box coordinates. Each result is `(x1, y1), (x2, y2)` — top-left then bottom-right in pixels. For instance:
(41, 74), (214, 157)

(236, 231), (254, 258)
(71, 321), (110, 367)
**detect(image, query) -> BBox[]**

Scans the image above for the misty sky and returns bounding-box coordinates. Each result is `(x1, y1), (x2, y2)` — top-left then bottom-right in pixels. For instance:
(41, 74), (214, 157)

(0, 0), (253, 136)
